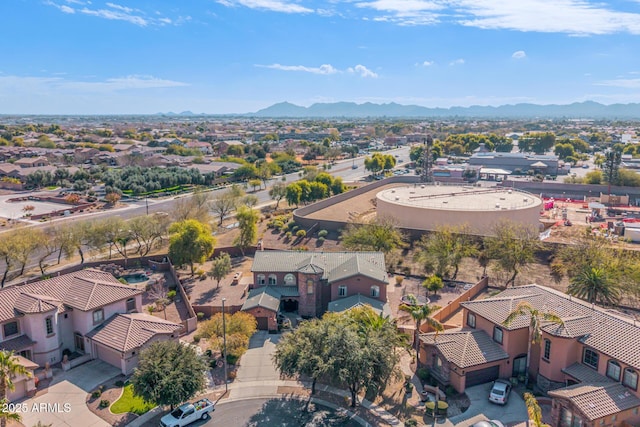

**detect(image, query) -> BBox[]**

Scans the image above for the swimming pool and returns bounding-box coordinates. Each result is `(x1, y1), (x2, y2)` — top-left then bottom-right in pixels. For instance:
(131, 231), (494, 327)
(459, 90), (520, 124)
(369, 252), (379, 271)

(121, 273), (149, 284)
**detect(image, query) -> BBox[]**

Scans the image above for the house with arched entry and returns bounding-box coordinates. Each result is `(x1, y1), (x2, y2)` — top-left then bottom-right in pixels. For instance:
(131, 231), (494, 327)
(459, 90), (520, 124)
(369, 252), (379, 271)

(242, 251), (390, 328)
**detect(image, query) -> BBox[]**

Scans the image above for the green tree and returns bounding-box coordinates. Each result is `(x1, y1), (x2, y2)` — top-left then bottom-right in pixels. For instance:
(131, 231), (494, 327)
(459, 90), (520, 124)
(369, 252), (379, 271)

(423, 275), (444, 296)
(503, 301), (564, 385)
(168, 220), (216, 275)
(234, 206), (258, 256)
(208, 252), (232, 288)
(340, 218), (406, 254)
(414, 226), (478, 280)
(248, 179), (262, 192)
(399, 295), (442, 366)
(584, 170), (603, 184)
(273, 318), (329, 395)
(131, 341), (207, 410)
(484, 221), (542, 287)
(285, 182), (302, 207)
(603, 149), (622, 187)
(0, 351), (30, 427)
(268, 182), (287, 209)
(568, 267), (620, 306)
(211, 190), (241, 226)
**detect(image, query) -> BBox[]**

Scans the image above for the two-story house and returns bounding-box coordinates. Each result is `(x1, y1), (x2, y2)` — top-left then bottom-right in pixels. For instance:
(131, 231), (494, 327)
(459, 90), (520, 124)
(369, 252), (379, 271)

(419, 285), (640, 427)
(0, 269), (182, 400)
(242, 251), (390, 330)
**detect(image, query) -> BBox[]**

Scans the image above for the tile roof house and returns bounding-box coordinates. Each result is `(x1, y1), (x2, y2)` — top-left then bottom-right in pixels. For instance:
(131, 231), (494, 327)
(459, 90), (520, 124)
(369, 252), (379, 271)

(246, 251), (389, 328)
(419, 284), (640, 427)
(0, 270), (182, 400)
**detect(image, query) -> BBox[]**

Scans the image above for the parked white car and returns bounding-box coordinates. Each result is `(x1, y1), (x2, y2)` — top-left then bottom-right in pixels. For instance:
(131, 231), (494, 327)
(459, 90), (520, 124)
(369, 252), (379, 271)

(488, 379), (512, 405)
(160, 398), (215, 427)
(472, 421), (505, 427)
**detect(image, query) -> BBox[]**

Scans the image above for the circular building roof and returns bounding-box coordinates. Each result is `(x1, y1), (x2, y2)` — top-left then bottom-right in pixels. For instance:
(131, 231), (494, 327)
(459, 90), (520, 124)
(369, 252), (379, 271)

(376, 185), (542, 212)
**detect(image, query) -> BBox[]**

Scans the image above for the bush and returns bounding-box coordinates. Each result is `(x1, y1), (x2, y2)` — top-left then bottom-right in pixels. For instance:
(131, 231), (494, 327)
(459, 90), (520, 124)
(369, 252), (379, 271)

(197, 312), (205, 320)
(285, 231), (292, 239)
(226, 354), (239, 365)
(118, 277), (128, 285)
(227, 370), (237, 380)
(115, 380), (124, 387)
(317, 237), (325, 244)
(193, 335), (201, 344)
(317, 229), (328, 238)
(405, 420), (418, 427)
(92, 390), (102, 398)
(167, 290), (177, 300)
(195, 269), (205, 277)
(395, 276), (404, 286)
(296, 230), (306, 238)
(417, 368), (430, 381)
(291, 226), (299, 233)
(445, 385), (456, 396)
(99, 399), (110, 408)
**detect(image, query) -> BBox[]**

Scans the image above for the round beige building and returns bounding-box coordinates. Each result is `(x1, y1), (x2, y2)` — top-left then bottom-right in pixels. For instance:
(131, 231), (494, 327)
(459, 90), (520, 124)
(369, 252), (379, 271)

(376, 184), (542, 236)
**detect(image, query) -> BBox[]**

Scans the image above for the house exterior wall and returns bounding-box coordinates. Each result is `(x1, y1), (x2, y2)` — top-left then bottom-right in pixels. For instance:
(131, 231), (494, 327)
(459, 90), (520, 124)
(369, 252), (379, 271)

(58, 312), (76, 354)
(551, 398), (640, 427)
(72, 297), (140, 336)
(297, 272), (323, 318)
(329, 276), (387, 302)
(22, 310), (61, 366)
(243, 307), (278, 332)
(121, 334), (179, 375)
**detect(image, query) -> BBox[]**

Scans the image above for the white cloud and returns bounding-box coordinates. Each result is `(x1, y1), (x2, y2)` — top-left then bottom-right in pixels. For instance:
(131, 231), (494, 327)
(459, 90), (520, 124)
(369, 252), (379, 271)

(512, 50), (526, 59)
(46, 1), (185, 27)
(78, 6), (148, 26)
(347, 64), (378, 78)
(595, 78), (640, 89)
(216, 0), (313, 14)
(422, 60), (434, 66)
(105, 2), (136, 14)
(256, 64), (339, 74)
(449, 58), (465, 66)
(0, 75), (189, 94)
(351, 0), (640, 34)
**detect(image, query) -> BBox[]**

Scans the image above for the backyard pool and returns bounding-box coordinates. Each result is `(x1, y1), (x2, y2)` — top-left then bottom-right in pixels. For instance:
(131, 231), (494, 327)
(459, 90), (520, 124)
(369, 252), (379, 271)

(121, 273), (149, 284)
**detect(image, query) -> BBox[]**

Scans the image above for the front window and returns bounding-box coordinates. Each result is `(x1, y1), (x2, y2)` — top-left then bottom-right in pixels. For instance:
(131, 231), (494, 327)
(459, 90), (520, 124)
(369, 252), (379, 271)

(370, 286), (379, 298)
(624, 368), (639, 390)
(338, 286), (347, 297)
(467, 312), (476, 328)
(45, 317), (54, 335)
(493, 326), (503, 344)
(307, 279), (314, 295)
(126, 298), (136, 313)
(284, 274), (296, 286)
(543, 339), (551, 361)
(257, 274), (265, 285)
(268, 274), (277, 285)
(18, 350), (32, 360)
(606, 360), (621, 381)
(2, 321), (19, 338)
(93, 309), (104, 325)
(583, 348), (599, 370)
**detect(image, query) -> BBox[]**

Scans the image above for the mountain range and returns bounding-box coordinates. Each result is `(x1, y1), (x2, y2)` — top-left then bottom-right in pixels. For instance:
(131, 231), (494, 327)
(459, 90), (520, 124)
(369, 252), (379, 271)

(249, 101), (640, 119)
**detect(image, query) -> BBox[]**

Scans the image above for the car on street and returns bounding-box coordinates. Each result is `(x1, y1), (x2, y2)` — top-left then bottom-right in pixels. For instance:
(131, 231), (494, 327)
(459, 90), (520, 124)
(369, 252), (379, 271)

(160, 398), (215, 427)
(471, 421), (505, 427)
(352, 164), (358, 169)
(488, 379), (512, 405)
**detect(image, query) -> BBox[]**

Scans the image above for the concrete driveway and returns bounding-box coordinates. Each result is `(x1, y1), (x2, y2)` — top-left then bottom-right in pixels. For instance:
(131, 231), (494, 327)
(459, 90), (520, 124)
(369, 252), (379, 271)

(448, 382), (528, 427)
(235, 331), (281, 383)
(20, 359), (120, 427)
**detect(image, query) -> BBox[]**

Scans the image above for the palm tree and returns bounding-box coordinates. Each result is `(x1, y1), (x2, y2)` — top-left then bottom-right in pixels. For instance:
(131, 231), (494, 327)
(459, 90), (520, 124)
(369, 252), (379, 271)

(0, 400), (21, 427)
(503, 302), (564, 386)
(568, 266), (620, 306)
(0, 351), (30, 427)
(523, 392), (550, 427)
(399, 294), (442, 366)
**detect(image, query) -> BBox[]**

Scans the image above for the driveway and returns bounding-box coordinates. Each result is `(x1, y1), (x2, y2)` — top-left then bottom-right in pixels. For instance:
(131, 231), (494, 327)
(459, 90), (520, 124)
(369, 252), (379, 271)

(448, 383), (528, 427)
(235, 331), (281, 383)
(20, 360), (120, 427)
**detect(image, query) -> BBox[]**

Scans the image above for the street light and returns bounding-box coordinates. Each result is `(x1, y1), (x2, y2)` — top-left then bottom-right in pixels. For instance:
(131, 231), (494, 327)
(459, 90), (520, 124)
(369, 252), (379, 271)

(221, 297), (228, 393)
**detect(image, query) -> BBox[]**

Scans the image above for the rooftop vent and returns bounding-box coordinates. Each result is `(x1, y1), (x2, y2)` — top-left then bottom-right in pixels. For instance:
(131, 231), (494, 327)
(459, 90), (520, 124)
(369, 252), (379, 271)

(391, 190), (395, 193)
(500, 197), (506, 200)
(508, 189), (512, 194)
(523, 198), (529, 202)
(495, 203), (500, 209)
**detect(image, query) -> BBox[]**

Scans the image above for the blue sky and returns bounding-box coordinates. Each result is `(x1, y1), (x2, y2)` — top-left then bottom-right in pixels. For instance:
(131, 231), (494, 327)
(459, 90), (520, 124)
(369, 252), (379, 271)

(2, 0), (640, 114)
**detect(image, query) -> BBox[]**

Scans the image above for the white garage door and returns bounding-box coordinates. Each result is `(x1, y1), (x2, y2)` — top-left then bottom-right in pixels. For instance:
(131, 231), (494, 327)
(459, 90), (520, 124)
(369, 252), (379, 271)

(96, 344), (122, 373)
(8, 380), (26, 402)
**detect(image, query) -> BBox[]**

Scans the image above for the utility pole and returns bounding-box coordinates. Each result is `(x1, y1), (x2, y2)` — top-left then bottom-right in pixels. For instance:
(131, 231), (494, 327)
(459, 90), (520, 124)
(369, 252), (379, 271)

(421, 135), (434, 183)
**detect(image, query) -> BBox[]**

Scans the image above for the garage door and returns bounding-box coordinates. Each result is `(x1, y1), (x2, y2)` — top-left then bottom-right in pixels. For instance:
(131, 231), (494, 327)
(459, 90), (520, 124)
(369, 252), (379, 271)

(8, 380), (26, 401)
(465, 365), (499, 387)
(96, 344), (122, 372)
(256, 317), (269, 330)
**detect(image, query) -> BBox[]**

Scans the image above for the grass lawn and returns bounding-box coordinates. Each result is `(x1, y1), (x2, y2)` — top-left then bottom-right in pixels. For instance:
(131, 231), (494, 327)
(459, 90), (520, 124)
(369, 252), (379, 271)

(110, 384), (155, 415)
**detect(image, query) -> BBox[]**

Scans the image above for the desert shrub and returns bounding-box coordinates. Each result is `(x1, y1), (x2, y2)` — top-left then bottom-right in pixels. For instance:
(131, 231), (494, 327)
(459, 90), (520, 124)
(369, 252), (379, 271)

(445, 385), (456, 396)
(317, 229), (328, 238)
(317, 237), (325, 244)
(285, 231), (292, 239)
(115, 380), (124, 387)
(296, 230), (306, 238)
(227, 370), (237, 380)
(92, 390), (102, 398)
(193, 335), (201, 344)
(118, 278), (128, 285)
(195, 268), (205, 277)
(99, 399), (110, 408)
(405, 420), (418, 427)
(197, 312), (205, 320)
(167, 290), (177, 300)
(291, 225), (299, 233)
(417, 368), (430, 381)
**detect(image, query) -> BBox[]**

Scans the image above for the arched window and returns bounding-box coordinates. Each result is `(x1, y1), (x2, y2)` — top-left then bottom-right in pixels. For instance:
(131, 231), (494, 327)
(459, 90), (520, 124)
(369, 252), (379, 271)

(268, 274), (277, 285)
(257, 274), (265, 285)
(284, 274), (296, 286)
(607, 360), (621, 381)
(624, 368), (638, 390)
(370, 286), (380, 298)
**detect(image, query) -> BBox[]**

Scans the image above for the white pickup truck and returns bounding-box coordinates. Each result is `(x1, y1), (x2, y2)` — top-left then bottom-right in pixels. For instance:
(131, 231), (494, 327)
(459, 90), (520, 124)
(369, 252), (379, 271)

(160, 398), (215, 427)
